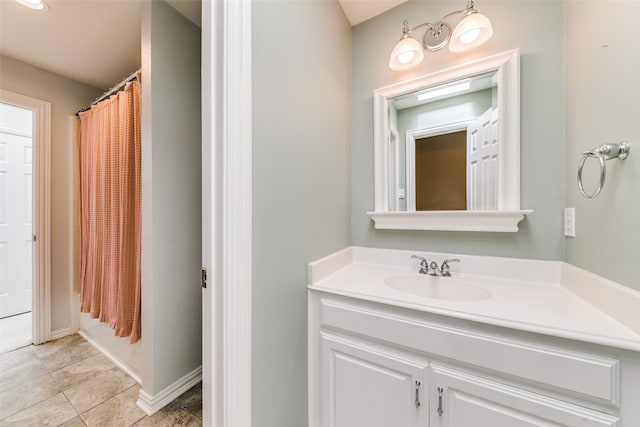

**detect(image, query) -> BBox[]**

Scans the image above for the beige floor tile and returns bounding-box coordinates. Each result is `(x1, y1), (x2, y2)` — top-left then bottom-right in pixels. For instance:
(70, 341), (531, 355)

(0, 345), (36, 372)
(132, 410), (202, 427)
(0, 374), (60, 419)
(163, 383), (202, 419)
(51, 352), (116, 390)
(81, 385), (145, 427)
(64, 367), (136, 414)
(36, 340), (99, 372)
(1, 335), (202, 427)
(0, 356), (49, 392)
(0, 313), (31, 354)
(33, 335), (85, 354)
(59, 416), (87, 427)
(31, 335), (86, 359)
(0, 393), (78, 426)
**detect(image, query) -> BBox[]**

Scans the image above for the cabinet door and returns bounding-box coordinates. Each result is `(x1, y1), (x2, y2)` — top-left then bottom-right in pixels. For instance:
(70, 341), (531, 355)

(429, 365), (619, 427)
(320, 333), (428, 427)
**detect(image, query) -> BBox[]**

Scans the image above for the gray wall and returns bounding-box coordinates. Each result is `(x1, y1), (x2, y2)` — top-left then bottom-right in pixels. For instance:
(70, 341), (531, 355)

(252, 1), (351, 425)
(565, 1), (640, 290)
(140, 0), (202, 395)
(351, 0), (565, 260)
(0, 55), (101, 332)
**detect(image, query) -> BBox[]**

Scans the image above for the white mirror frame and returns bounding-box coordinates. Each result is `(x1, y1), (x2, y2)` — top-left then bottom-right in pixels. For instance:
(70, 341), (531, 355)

(368, 48), (532, 232)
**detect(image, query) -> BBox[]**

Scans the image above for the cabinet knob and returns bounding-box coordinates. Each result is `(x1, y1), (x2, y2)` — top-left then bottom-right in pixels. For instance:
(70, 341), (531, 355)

(415, 380), (421, 408)
(437, 387), (444, 416)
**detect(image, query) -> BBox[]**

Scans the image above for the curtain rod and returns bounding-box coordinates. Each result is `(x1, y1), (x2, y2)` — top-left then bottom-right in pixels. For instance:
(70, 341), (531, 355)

(75, 69), (141, 117)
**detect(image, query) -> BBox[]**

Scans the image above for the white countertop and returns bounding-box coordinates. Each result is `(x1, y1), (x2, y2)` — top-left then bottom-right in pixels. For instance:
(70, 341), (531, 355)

(308, 247), (640, 352)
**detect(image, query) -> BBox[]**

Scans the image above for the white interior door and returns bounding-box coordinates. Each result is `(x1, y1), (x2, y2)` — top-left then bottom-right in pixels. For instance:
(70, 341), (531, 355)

(0, 103), (33, 319)
(467, 107), (498, 210)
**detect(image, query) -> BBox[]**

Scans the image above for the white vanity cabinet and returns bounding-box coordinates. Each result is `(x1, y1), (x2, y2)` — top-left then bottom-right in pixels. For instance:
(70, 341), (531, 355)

(309, 291), (635, 427)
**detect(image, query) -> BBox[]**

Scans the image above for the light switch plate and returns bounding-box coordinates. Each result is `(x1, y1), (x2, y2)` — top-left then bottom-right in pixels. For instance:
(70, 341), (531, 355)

(564, 208), (575, 237)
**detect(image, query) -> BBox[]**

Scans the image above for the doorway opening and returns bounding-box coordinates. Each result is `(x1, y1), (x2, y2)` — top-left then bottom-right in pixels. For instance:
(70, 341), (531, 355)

(415, 131), (467, 211)
(0, 90), (51, 353)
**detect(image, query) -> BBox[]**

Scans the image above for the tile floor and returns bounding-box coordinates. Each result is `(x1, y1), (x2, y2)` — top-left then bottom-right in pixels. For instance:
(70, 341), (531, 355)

(0, 312), (32, 354)
(0, 334), (202, 426)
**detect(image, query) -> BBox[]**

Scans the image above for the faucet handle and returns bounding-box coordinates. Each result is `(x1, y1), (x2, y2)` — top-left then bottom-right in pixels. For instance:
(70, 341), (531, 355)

(440, 258), (460, 276)
(411, 255), (427, 265)
(411, 255), (429, 274)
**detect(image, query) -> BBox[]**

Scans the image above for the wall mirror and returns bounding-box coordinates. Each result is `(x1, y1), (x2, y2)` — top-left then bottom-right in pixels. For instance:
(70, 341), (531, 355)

(368, 49), (532, 232)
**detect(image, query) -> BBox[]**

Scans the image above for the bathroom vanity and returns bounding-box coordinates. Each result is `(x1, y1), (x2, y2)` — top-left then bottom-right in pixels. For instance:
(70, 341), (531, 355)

(308, 247), (640, 427)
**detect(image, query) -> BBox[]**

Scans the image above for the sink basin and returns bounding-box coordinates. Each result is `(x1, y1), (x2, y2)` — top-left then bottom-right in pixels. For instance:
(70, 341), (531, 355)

(384, 275), (491, 301)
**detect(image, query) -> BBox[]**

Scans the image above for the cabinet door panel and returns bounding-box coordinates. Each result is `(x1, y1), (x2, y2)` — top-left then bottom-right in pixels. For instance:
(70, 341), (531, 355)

(447, 390), (564, 426)
(321, 333), (427, 427)
(430, 364), (619, 427)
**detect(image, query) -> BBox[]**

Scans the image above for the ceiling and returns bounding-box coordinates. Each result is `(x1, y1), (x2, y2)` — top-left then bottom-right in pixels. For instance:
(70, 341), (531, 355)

(339, 0), (406, 26)
(0, 0), (396, 92)
(0, 0), (200, 90)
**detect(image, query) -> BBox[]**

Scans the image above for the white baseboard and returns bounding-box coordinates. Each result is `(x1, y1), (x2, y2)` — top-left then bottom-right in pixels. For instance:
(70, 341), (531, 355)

(78, 330), (141, 384)
(50, 327), (73, 341)
(136, 365), (202, 416)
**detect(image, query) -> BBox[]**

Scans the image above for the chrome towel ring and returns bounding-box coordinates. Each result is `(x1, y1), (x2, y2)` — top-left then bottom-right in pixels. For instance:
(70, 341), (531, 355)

(577, 142), (630, 199)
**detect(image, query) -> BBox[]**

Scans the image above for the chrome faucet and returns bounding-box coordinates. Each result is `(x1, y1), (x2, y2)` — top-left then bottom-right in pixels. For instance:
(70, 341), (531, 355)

(412, 256), (460, 276)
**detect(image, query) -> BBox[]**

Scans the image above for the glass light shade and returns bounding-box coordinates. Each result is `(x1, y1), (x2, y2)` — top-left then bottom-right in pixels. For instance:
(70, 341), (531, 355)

(449, 12), (493, 53)
(389, 36), (424, 71)
(15, 0), (48, 10)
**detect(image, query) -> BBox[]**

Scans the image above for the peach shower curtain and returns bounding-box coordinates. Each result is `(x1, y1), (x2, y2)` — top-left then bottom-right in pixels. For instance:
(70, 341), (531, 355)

(76, 74), (142, 343)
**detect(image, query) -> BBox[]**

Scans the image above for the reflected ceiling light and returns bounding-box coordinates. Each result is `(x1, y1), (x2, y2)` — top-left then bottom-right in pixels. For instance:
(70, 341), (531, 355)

(417, 81), (471, 102)
(389, 0), (493, 71)
(15, 0), (49, 10)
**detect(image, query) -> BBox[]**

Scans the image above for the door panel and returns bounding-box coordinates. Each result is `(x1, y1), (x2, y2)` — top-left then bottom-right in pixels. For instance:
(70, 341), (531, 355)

(447, 389), (563, 426)
(321, 333), (428, 427)
(0, 111), (33, 318)
(467, 107), (498, 210)
(430, 364), (619, 427)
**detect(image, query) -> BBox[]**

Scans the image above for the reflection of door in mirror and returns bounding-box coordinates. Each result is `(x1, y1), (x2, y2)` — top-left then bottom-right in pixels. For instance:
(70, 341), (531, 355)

(415, 131), (467, 210)
(467, 107), (498, 210)
(396, 79), (498, 212)
(406, 105), (497, 211)
(400, 83), (496, 211)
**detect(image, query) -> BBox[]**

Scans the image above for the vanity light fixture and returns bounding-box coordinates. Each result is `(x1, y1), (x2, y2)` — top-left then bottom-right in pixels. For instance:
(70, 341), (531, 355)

(15, 0), (49, 11)
(389, 0), (493, 71)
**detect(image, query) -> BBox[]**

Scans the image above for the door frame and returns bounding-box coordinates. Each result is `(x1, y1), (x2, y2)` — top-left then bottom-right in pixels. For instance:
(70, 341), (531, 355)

(202, 1), (252, 426)
(0, 89), (51, 345)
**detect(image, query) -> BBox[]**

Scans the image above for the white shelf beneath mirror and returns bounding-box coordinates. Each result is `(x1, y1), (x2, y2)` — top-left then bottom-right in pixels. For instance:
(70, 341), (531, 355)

(367, 210), (532, 232)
